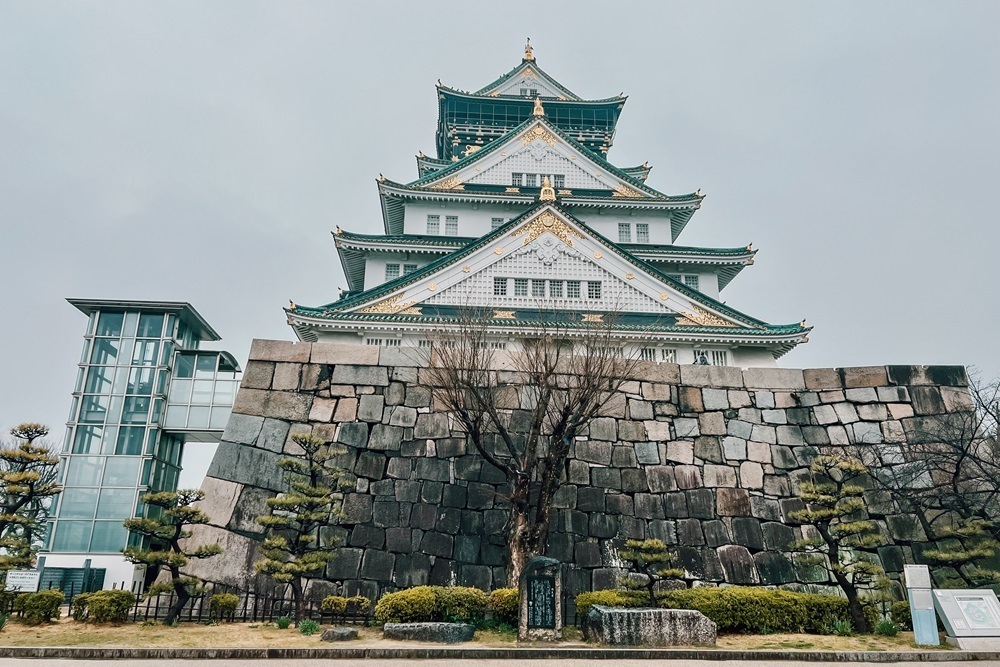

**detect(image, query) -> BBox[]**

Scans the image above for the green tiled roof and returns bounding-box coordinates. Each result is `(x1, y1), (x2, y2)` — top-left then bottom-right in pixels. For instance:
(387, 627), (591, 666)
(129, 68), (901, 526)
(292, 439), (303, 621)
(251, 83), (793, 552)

(293, 203), (804, 337)
(471, 60), (583, 100)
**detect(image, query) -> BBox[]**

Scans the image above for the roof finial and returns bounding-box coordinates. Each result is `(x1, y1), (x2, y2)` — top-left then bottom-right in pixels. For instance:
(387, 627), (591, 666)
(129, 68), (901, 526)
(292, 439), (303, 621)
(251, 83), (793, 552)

(523, 38), (535, 62)
(539, 176), (556, 202)
(532, 96), (545, 117)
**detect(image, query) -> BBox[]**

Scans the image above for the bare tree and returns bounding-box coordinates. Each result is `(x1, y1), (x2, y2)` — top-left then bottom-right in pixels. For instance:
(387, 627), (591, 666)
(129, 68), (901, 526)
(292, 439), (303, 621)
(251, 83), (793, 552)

(424, 309), (641, 584)
(835, 375), (1000, 586)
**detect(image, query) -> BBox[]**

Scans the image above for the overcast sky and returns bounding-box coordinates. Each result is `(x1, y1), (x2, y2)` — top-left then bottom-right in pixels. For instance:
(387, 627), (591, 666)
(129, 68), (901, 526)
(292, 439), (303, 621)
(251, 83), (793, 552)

(2, 1), (998, 486)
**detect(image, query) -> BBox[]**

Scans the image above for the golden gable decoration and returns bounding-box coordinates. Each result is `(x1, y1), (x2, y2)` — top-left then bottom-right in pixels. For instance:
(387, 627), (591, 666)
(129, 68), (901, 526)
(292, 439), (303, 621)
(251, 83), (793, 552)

(512, 211), (585, 247)
(359, 294), (417, 315)
(676, 306), (737, 328)
(429, 176), (465, 190)
(521, 125), (556, 147)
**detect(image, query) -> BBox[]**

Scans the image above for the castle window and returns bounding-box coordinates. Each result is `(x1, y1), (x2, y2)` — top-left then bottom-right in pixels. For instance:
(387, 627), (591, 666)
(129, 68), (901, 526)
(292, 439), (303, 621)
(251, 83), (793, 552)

(523, 174), (537, 187)
(567, 281), (581, 298)
(636, 223), (649, 243)
(403, 264), (418, 275)
(660, 348), (677, 363)
(385, 264), (400, 280)
(640, 348), (656, 362)
(618, 223), (632, 243)
(531, 279), (545, 297)
(514, 278), (528, 296)
(552, 174), (565, 189)
(445, 215), (459, 236)
(549, 280), (563, 298)
(587, 281), (602, 299)
(418, 339), (433, 349)
(494, 277), (508, 296)
(426, 214), (440, 235)
(710, 350), (728, 366)
(683, 275), (700, 290)
(491, 217), (505, 230)
(512, 173), (523, 187)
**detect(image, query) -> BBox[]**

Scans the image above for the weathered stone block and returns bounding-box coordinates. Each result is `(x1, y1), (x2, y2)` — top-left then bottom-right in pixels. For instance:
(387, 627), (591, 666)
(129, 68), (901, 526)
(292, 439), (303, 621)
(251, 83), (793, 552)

(840, 366), (888, 388)
(666, 440), (694, 464)
(761, 409), (787, 425)
(222, 414), (265, 446)
(851, 421), (883, 444)
(698, 412), (726, 435)
(591, 467), (622, 490)
(750, 424), (776, 445)
(321, 627), (359, 642)
(207, 441), (285, 492)
(250, 339), (312, 363)
(386, 405), (418, 427)
(241, 360), (275, 390)
(674, 418), (700, 438)
(804, 368), (841, 390)
(271, 362), (301, 391)
(722, 436), (746, 461)
(716, 488), (751, 516)
(618, 420), (646, 442)
(693, 436), (722, 463)
(577, 486), (606, 512)
(910, 386), (945, 415)
(754, 551), (795, 585)
(590, 417), (617, 441)
(662, 492), (689, 518)
(332, 364), (389, 387)
(703, 464), (737, 488)
(634, 493), (664, 519)
(678, 386), (704, 412)
(337, 422), (369, 448)
(717, 545), (759, 584)
(680, 364), (744, 388)
(644, 420), (671, 442)
(635, 441), (660, 465)
(369, 424), (404, 451)
(701, 388), (730, 411)
(750, 496), (782, 521)
(686, 488), (716, 519)
(747, 441), (772, 463)
(582, 606), (717, 647)
(577, 440), (612, 465)
(383, 622), (475, 643)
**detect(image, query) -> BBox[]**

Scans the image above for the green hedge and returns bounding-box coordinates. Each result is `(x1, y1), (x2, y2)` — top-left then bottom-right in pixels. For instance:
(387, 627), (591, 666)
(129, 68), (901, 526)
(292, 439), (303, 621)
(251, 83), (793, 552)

(577, 587), (878, 634)
(374, 586), (488, 625)
(19, 590), (64, 625)
(487, 588), (518, 626)
(209, 593), (239, 621)
(71, 590), (135, 623)
(320, 595), (371, 615)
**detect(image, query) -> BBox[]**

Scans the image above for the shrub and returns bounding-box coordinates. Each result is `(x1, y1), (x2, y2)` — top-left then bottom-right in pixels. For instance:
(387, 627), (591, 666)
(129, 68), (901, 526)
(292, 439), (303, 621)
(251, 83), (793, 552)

(86, 590), (135, 624)
(71, 593), (92, 621)
(488, 588), (519, 626)
(874, 618), (901, 636)
(829, 618), (854, 636)
(209, 593), (240, 621)
(321, 595), (371, 615)
(890, 601), (912, 630)
(374, 586), (488, 625)
(299, 618), (320, 635)
(576, 587), (879, 634)
(20, 590), (64, 625)
(276, 616), (292, 629)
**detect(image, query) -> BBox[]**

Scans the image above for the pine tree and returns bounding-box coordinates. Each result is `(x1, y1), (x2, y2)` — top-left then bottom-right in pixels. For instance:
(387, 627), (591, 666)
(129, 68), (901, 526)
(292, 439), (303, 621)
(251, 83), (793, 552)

(255, 433), (347, 623)
(123, 489), (222, 625)
(0, 423), (61, 572)
(921, 518), (1000, 586)
(618, 538), (685, 606)
(789, 455), (887, 633)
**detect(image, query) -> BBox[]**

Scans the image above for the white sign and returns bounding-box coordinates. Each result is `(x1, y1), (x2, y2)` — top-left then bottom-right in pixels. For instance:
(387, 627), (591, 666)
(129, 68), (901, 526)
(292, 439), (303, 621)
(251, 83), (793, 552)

(934, 589), (1000, 638)
(904, 564), (932, 589)
(5, 570), (41, 592)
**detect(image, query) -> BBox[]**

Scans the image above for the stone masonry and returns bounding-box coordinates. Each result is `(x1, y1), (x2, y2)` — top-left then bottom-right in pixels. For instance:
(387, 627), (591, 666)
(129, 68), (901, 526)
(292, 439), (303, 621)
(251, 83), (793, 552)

(185, 339), (972, 605)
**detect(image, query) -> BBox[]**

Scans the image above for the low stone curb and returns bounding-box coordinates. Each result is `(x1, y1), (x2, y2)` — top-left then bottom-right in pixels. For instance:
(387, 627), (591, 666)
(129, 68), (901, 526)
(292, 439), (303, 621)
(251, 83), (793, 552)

(0, 646), (995, 661)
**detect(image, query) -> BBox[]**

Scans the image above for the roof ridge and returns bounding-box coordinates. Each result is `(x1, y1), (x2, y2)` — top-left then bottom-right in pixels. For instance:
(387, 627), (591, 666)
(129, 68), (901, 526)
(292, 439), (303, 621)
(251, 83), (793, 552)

(469, 60), (582, 100)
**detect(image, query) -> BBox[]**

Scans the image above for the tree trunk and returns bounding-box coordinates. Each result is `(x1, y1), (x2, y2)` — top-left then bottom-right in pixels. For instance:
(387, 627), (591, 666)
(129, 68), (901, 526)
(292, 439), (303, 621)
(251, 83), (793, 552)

(833, 569), (870, 633)
(163, 567), (189, 626)
(291, 579), (305, 623)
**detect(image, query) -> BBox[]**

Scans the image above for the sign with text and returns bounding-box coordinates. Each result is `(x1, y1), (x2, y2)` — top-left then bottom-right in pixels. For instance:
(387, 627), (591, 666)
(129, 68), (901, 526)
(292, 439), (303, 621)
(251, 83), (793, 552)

(934, 589), (1000, 638)
(526, 574), (556, 629)
(4, 570), (40, 592)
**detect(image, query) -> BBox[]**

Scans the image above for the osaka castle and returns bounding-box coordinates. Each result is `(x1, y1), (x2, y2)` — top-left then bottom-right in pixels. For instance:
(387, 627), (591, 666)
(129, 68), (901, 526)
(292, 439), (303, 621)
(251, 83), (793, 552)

(286, 42), (810, 367)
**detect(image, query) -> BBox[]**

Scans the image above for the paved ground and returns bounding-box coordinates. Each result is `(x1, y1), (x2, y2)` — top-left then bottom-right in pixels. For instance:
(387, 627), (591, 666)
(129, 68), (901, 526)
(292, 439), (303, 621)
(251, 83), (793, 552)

(0, 661), (986, 667)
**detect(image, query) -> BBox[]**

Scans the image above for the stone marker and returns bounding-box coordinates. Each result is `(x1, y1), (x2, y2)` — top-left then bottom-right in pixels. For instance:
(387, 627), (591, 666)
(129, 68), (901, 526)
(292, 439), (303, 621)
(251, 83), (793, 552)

(382, 622), (476, 643)
(320, 627), (359, 641)
(581, 605), (717, 646)
(518, 555), (562, 642)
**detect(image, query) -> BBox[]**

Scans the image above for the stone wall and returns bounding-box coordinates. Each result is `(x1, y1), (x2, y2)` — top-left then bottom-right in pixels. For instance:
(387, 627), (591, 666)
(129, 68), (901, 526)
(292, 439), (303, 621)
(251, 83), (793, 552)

(186, 339), (971, 605)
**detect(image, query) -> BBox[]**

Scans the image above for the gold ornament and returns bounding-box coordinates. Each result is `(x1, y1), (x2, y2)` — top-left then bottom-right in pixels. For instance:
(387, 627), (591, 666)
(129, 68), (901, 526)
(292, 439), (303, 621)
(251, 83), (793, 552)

(533, 97), (545, 116)
(593, 251), (602, 259)
(539, 176), (556, 202)
(521, 125), (556, 146)
(676, 305), (737, 328)
(430, 176), (464, 190)
(493, 309), (516, 319)
(581, 313), (604, 323)
(359, 294), (417, 314)
(613, 184), (644, 198)
(512, 211), (585, 247)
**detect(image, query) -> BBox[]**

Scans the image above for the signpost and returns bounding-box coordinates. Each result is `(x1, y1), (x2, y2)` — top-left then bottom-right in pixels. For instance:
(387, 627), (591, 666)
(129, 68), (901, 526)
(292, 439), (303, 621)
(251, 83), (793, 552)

(904, 564), (939, 646)
(933, 588), (1000, 650)
(518, 556), (561, 642)
(4, 570), (41, 593)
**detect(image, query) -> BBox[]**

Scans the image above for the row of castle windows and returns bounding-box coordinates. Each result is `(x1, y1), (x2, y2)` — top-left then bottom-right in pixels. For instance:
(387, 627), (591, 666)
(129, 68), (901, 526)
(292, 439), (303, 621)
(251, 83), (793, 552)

(619, 223), (650, 244)
(494, 277), (601, 300)
(668, 274), (701, 291)
(385, 263), (419, 280)
(512, 173), (565, 188)
(426, 215), (460, 236)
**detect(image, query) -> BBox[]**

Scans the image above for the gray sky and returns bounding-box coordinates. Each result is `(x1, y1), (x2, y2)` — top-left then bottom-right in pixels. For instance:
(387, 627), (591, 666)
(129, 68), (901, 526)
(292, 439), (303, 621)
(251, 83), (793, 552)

(2, 1), (998, 485)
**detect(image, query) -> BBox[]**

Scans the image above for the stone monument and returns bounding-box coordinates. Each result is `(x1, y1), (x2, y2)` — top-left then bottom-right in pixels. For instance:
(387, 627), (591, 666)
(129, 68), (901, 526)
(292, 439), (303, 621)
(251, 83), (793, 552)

(582, 605), (717, 646)
(904, 564), (939, 646)
(518, 556), (562, 642)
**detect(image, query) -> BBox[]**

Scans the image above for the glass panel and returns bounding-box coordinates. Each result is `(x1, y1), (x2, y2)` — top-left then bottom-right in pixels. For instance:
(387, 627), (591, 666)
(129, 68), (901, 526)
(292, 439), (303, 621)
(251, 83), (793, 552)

(151, 398), (163, 423)
(165, 314), (177, 339)
(168, 379), (192, 403)
(96, 488), (136, 519)
(103, 457), (140, 486)
(164, 405), (187, 428)
(73, 426), (105, 454)
(90, 339), (120, 365)
(96, 312), (124, 337)
(74, 368), (85, 392)
(51, 520), (93, 552)
(156, 369), (169, 394)
(137, 313), (164, 338)
(67, 396), (79, 423)
(112, 366), (129, 394)
(116, 426), (145, 455)
(188, 406), (210, 428)
(140, 458), (152, 486)
(79, 395), (109, 423)
(118, 338), (134, 365)
(210, 407), (230, 429)
(122, 311), (139, 338)
(191, 380), (214, 404)
(108, 395), (123, 424)
(174, 354), (195, 378)
(195, 355), (216, 379)
(65, 456), (103, 486)
(145, 428), (158, 455)
(99, 426), (118, 454)
(122, 396), (151, 424)
(213, 381), (236, 405)
(79, 339), (91, 363)
(59, 488), (99, 519)
(132, 340), (159, 366)
(90, 521), (127, 552)
(160, 341), (174, 366)
(128, 367), (155, 395)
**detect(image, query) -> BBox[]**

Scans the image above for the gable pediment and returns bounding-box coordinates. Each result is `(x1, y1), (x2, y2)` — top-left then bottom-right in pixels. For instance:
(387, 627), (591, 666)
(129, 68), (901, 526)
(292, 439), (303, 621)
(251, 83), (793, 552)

(346, 206), (746, 327)
(477, 64), (580, 100)
(422, 120), (652, 197)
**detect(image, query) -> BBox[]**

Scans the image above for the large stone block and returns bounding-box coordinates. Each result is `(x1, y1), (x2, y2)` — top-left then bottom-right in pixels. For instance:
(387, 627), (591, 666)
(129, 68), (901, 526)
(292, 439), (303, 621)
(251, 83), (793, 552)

(271, 362), (301, 391)
(311, 342), (380, 365)
(717, 545), (760, 584)
(241, 361), (275, 390)
(582, 606), (717, 647)
(680, 364), (744, 388)
(207, 441), (285, 492)
(249, 339), (312, 363)
(804, 368), (841, 390)
(886, 365), (967, 387)
(840, 366), (889, 388)
(590, 417), (618, 441)
(743, 368), (805, 390)
(716, 488), (752, 516)
(754, 551), (795, 585)
(368, 424), (404, 451)
(222, 414), (265, 446)
(332, 364), (390, 387)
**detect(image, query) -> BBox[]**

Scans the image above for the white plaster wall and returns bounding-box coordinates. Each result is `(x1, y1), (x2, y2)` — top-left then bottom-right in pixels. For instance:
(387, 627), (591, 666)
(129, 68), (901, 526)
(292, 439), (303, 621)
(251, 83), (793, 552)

(402, 200), (520, 238)
(570, 209), (673, 245)
(40, 553), (144, 592)
(732, 347), (780, 368)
